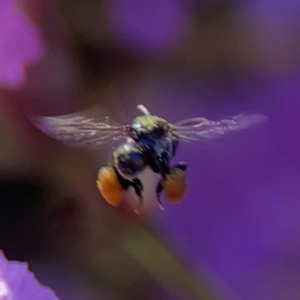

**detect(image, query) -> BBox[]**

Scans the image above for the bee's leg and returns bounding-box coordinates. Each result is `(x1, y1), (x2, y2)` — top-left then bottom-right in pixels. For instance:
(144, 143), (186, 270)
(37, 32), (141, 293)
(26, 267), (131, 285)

(164, 164), (188, 204)
(174, 162), (187, 172)
(160, 152), (171, 176)
(145, 148), (160, 174)
(131, 178), (144, 213)
(132, 179), (143, 203)
(97, 166), (126, 207)
(172, 139), (179, 157)
(156, 181), (164, 210)
(114, 168), (145, 208)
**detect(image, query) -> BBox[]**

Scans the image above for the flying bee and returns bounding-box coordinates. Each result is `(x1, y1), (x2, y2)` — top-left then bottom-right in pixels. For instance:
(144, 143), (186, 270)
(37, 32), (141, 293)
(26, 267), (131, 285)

(33, 104), (267, 212)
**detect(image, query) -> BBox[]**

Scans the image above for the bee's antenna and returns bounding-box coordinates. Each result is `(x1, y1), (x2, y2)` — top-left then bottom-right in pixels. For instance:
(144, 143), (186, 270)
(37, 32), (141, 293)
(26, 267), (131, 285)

(137, 105), (151, 116)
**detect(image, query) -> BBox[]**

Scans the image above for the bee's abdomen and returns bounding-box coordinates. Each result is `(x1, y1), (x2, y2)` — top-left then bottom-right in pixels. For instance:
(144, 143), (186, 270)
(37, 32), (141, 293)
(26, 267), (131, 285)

(113, 144), (147, 178)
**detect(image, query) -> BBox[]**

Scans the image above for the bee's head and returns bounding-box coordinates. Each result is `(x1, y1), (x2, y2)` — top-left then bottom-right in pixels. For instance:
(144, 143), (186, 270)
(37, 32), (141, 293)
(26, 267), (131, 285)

(128, 115), (171, 140)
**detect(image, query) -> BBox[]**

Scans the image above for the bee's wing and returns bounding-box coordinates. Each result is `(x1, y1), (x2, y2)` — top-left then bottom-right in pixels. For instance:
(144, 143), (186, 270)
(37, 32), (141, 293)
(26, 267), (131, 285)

(31, 105), (128, 150)
(172, 114), (268, 142)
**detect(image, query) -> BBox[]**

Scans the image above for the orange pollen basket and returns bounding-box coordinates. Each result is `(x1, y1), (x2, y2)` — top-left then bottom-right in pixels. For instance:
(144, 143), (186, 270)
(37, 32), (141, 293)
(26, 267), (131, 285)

(97, 166), (125, 207)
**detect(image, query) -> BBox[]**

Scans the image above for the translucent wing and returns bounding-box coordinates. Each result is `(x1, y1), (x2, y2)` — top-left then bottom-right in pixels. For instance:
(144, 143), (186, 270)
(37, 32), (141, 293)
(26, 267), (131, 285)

(172, 114), (268, 142)
(31, 106), (128, 150)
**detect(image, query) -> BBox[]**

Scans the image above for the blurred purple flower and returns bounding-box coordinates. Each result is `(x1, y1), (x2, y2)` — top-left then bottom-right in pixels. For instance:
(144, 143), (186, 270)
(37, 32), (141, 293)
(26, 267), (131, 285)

(0, 250), (58, 299)
(149, 73), (300, 299)
(240, 0), (300, 36)
(0, 0), (44, 88)
(108, 0), (193, 56)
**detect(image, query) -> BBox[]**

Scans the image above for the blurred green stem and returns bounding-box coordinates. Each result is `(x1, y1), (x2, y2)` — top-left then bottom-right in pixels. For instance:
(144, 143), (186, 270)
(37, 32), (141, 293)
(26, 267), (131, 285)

(121, 225), (223, 300)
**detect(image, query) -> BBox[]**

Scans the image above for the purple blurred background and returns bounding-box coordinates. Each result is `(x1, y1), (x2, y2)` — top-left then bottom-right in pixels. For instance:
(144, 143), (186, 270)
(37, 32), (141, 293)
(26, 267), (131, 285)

(1, 0), (300, 299)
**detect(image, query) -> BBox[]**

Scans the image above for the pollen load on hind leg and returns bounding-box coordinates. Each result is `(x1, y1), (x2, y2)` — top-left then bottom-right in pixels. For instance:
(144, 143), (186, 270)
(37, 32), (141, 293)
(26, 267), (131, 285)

(97, 166), (125, 207)
(164, 166), (188, 203)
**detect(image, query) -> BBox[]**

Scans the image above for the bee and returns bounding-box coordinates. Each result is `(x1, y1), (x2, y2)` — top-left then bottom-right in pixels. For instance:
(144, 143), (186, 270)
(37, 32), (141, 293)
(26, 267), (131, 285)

(33, 104), (267, 212)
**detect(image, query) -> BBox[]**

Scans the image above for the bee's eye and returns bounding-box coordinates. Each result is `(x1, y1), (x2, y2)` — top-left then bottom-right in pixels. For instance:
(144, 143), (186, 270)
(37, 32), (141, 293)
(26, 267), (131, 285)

(116, 151), (145, 177)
